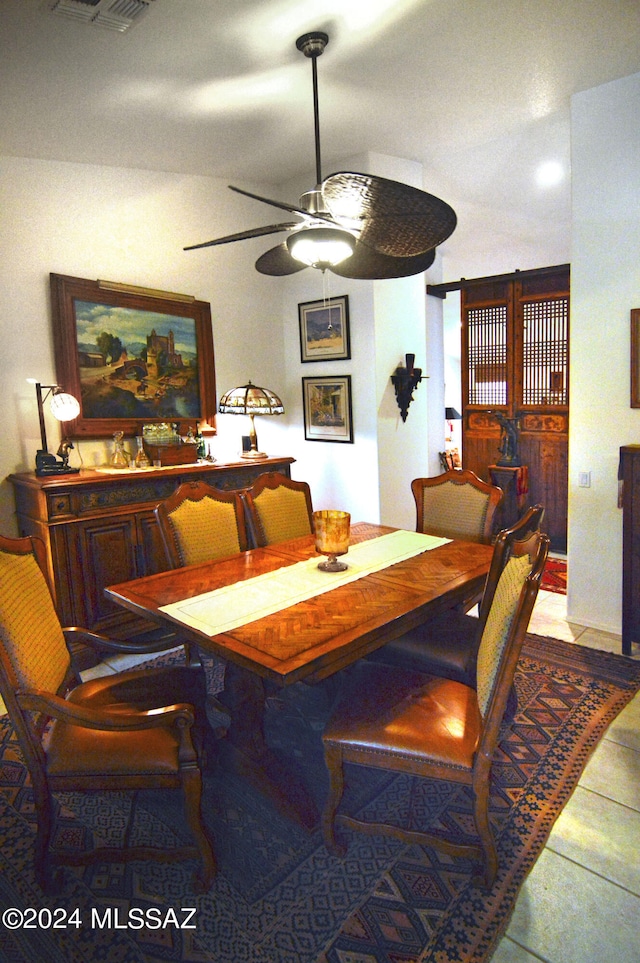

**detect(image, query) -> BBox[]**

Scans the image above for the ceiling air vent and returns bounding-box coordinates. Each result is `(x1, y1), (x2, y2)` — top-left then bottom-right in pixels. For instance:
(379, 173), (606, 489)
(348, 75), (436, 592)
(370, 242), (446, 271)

(47, 0), (155, 32)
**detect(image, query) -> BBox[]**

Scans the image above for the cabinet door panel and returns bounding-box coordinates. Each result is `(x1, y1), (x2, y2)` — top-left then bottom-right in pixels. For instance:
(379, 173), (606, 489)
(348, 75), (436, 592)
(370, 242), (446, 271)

(520, 434), (568, 552)
(75, 517), (138, 628)
(137, 510), (170, 576)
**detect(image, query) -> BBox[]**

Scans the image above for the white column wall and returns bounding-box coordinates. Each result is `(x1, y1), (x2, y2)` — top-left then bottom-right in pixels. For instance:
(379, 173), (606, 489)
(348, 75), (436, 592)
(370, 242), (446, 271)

(568, 72), (640, 633)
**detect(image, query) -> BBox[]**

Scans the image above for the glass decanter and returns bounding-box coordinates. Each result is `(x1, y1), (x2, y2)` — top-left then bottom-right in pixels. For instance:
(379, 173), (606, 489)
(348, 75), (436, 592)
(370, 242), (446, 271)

(110, 431), (129, 469)
(134, 435), (151, 468)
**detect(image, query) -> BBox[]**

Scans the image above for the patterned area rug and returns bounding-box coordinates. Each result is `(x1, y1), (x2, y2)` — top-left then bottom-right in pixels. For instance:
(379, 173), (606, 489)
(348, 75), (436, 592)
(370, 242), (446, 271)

(0, 635), (638, 963)
(541, 557), (567, 594)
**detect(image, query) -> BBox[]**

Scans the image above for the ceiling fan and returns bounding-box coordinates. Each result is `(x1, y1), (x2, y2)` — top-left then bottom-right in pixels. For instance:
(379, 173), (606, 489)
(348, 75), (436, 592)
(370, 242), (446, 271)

(184, 32), (457, 279)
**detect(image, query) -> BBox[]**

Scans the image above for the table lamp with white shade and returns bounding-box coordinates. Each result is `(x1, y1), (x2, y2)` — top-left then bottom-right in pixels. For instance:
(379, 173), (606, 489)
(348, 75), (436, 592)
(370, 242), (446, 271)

(29, 380), (81, 476)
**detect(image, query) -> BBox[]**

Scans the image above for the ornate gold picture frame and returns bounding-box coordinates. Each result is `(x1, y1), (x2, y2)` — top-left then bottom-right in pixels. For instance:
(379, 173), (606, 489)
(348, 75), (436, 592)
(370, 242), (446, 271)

(50, 273), (216, 437)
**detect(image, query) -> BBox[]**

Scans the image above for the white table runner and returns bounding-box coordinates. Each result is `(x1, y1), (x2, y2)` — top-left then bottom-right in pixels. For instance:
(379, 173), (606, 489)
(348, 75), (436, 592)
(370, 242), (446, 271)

(159, 529), (449, 637)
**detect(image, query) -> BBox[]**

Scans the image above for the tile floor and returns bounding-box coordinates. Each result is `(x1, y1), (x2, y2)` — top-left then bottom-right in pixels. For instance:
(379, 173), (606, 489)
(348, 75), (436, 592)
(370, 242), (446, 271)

(2, 585), (639, 961)
(492, 586), (640, 963)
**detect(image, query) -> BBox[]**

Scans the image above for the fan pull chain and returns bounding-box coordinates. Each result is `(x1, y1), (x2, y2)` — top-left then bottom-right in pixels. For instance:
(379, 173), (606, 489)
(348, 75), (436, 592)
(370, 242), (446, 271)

(322, 270), (333, 329)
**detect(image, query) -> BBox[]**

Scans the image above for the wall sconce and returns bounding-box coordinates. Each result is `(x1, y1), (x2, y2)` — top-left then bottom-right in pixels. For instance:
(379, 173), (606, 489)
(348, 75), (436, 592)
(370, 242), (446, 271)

(391, 354), (423, 422)
(30, 381), (81, 476)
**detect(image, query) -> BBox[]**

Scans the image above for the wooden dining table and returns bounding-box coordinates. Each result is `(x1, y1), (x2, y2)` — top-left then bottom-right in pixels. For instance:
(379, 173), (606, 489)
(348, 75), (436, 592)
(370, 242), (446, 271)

(105, 522), (492, 828)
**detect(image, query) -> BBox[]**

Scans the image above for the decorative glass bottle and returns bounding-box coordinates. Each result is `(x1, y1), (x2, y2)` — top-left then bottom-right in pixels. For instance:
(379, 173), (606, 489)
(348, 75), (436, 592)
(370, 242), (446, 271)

(134, 435), (151, 468)
(110, 431), (129, 469)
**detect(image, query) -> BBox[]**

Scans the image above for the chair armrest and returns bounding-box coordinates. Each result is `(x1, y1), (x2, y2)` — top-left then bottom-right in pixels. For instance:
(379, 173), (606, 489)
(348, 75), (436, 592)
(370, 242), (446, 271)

(16, 689), (195, 732)
(63, 626), (182, 656)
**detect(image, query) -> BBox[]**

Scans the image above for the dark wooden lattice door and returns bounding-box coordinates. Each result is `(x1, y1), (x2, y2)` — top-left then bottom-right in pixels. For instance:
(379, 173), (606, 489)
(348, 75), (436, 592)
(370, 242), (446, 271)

(461, 266), (569, 551)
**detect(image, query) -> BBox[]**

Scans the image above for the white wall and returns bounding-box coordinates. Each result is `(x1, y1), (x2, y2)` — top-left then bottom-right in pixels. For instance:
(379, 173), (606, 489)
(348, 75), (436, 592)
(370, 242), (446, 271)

(0, 155), (286, 533)
(568, 71), (640, 633)
(442, 292), (463, 455)
(281, 267), (380, 523)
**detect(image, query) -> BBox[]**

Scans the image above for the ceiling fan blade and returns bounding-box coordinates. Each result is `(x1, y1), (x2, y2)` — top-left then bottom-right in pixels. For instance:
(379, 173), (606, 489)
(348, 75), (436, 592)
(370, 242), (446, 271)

(184, 222), (299, 251)
(322, 172), (457, 258)
(330, 243), (436, 280)
(229, 185), (336, 226)
(255, 243), (308, 276)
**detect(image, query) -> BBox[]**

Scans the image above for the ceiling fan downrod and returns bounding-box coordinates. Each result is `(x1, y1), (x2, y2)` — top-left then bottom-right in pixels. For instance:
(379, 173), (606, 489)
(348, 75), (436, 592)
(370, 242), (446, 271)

(183, 30), (457, 278)
(296, 31), (329, 187)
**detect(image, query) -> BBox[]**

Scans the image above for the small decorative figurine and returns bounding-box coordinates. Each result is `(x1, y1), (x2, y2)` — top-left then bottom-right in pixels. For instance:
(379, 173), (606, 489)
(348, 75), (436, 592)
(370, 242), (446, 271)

(495, 413), (520, 466)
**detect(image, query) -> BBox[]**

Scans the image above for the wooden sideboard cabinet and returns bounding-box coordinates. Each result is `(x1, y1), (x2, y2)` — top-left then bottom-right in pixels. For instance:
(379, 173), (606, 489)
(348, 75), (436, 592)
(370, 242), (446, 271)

(620, 445), (640, 656)
(8, 457), (294, 642)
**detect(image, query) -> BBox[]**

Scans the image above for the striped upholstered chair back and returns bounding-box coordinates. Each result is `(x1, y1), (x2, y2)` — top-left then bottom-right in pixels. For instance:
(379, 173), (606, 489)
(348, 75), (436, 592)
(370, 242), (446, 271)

(155, 481), (249, 568)
(411, 469), (503, 544)
(0, 535), (72, 703)
(475, 530), (549, 722)
(243, 472), (314, 547)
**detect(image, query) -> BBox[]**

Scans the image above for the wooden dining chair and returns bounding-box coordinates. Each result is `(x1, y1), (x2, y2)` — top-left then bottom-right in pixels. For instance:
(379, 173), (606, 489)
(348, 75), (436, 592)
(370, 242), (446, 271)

(243, 471), (314, 547)
(155, 480), (249, 568)
(369, 505), (546, 685)
(0, 533), (216, 893)
(322, 528), (549, 889)
(412, 469), (503, 544)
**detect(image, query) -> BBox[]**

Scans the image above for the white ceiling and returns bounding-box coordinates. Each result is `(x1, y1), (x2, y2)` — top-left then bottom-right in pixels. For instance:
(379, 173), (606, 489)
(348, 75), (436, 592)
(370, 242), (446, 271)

(2, 0), (640, 276)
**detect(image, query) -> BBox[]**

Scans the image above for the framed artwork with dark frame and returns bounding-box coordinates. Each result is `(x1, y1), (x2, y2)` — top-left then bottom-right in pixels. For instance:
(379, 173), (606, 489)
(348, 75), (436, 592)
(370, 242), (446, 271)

(298, 295), (350, 362)
(631, 308), (640, 407)
(50, 273), (217, 437)
(302, 375), (353, 443)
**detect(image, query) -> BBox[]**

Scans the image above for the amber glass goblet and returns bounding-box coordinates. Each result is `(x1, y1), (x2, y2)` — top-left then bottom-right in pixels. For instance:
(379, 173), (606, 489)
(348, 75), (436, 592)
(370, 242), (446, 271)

(314, 510), (351, 572)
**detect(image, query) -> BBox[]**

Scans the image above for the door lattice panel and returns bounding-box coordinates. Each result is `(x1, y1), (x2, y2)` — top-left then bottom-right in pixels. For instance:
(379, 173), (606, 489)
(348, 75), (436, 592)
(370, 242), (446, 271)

(466, 305), (508, 406)
(522, 297), (568, 406)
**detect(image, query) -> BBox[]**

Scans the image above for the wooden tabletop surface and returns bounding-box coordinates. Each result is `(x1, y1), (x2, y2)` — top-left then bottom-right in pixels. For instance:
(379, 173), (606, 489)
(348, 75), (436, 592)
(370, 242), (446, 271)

(106, 522), (493, 686)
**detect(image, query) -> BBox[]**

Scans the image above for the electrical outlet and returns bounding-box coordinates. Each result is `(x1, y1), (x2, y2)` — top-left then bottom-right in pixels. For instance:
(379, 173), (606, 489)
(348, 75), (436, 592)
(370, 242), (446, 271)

(578, 471), (591, 488)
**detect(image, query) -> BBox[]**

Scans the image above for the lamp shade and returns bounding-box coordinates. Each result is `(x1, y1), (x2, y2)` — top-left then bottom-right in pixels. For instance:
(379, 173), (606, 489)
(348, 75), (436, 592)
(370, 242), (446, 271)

(49, 391), (81, 422)
(286, 227), (356, 269)
(218, 381), (284, 459)
(218, 382), (284, 415)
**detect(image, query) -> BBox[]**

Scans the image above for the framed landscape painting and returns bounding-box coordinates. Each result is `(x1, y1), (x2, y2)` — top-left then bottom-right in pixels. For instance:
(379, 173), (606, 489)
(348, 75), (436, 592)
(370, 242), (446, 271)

(298, 295), (350, 362)
(50, 273), (217, 437)
(302, 375), (353, 443)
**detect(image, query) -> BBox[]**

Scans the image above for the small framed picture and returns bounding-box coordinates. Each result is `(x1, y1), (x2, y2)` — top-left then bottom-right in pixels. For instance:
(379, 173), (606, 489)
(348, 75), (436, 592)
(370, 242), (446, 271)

(302, 375), (353, 443)
(298, 295), (350, 363)
(631, 308), (640, 407)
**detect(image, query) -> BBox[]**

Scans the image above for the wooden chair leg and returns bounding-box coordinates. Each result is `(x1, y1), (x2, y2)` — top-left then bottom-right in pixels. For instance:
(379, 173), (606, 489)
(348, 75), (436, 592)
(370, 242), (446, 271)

(472, 781), (497, 889)
(33, 782), (56, 893)
(181, 767), (216, 892)
(322, 743), (346, 856)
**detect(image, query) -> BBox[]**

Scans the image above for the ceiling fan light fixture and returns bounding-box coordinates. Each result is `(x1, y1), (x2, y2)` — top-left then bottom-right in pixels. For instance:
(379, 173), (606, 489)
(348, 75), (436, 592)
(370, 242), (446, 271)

(287, 227), (356, 269)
